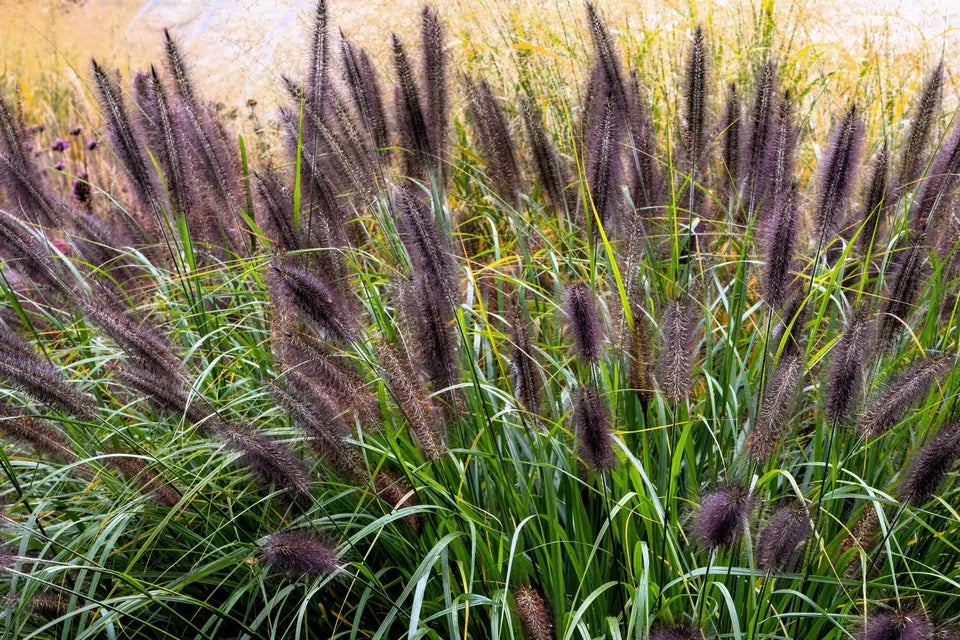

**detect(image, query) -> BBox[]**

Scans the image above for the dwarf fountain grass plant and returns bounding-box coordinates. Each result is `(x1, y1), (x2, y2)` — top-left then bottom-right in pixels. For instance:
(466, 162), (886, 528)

(0, 1), (960, 638)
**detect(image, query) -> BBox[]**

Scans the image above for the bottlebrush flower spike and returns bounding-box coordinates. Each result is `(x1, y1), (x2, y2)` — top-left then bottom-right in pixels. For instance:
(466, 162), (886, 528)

(858, 356), (953, 439)
(747, 352), (802, 462)
(657, 297), (699, 399)
(0, 404), (75, 463)
(898, 421), (960, 506)
(825, 307), (870, 425)
(585, 2), (626, 106)
(340, 36), (389, 152)
(392, 33), (432, 177)
(858, 609), (932, 640)
(627, 71), (663, 214)
(105, 453), (180, 507)
(583, 86), (623, 232)
(858, 142), (890, 253)
(421, 6), (447, 170)
(756, 501), (812, 572)
(261, 531), (339, 576)
(683, 25), (708, 165)
(650, 625), (706, 640)
(465, 75), (521, 201)
(564, 282), (604, 364)
(515, 585), (554, 640)
(898, 60), (944, 197)
(721, 82), (741, 190)
(307, 0), (329, 114)
(816, 104), (864, 240)
(878, 238), (927, 346)
(573, 384), (614, 471)
(269, 261), (356, 343)
(507, 290), (543, 417)
(761, 181), (799, 309)
(697, 484), (754, 551)
(741, 58), (777, 213)
(393, 184), (458, 302)
(521, 95), (568, 213)
(375, 341), (446, 459)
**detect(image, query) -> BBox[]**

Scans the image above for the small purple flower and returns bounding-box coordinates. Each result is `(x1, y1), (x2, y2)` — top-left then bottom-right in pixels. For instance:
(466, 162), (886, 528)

(51, 138), (69, 152)
(73, 173), (91, 204)
(86, 139), (99, 151)
(53, 161), (65, 171)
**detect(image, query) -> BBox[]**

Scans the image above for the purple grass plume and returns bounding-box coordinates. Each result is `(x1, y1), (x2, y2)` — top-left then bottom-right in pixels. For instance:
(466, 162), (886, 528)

(878, 238), (927, 346)
(816, 104), (864, 240)
(721, 82), (742, 192)
(105, 453), (180, 507)
(825, 307), (870, 424)
(761, 181), (800, 308)
(515, 585), (554, 640)
(747, 352), (803, 462)
(649, 626), (705, 640)
(858, 142), (890, 253)
(898, 60), (944, 198)
(858, 355), (953, 439)
(393, 184), (458, 302)
(399, 273), (460, 398)
(910, 118), (960, 232)
(261, 531), (339, 576)
(627, 71), (663, 216)
(858, 609), (932, 640)
(657, 298), (699, 399)
(421, 6), (448, 172)
(898, 421), (960, 506)
(392, 33), (433, 177)
(584, 2), (626, 107)
(340, 36), (389, 153)
(375, 341), (446, 459)
(697, 484), (754, 551)
(628, 298), (654, 406)
(521, 95), (568, 213)
(573, 384), (614, 472)
(756, 501), (812, 572)
(564, 282), (604, 364)
(683, 25), (708, 165)
(465, 76), (522, 202)
(741, 58), (777, 214)
(0, 404), (76, 464)
(583, 84), (624, 232)
(269, 261), (356, 343)
(507, 290), (543, 417)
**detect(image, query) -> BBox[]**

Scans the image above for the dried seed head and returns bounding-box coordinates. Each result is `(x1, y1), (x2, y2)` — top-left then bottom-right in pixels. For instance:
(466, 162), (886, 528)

(25, 591), (69, 620)
(0, 404), (75, 463)
(515, 585), (554, 640)
(573, 384), (614, 471)
(697, 484), (754, 551)
(564, 282), (604, 364)
(261, 531), (339, 576)
(756, 501), (812, 572)
(269, 261), (355, 343)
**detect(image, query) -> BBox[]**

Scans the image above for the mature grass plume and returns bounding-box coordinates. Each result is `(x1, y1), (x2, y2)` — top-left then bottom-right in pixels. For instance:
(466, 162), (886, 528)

(858, 143), (890, 253)
(657, 297), (699, 399)
(465, 76), (521, 202)
(393, 184), (458, 302)
(741, 59), (777, 214)
(910, 119), (960, 231)
(761, 181), (799, 308)
(697, 484), (754, 551)
(816, 105), (864, 240)
(391, 34), (433, 177)
(583, 86), (623, 232)
(115, 363), (212, 428)
(0, 404), (75, 463)
(375, 341), (445, 459)
(747, 352), (803, 462)
(720, 82), (741, 194)
(261, 531), (339, 576)
(307, 0), (330, 114)
(255, 170), (302, 254)
(878, 237), (927, 346)
(421, 6), (447, 171)
(628, 296), (654, 406)
(507, 289), (543, 417)
(767, 91), (797, 222)
(521, 95), (568, 213)
(573, 384), (614, 471)
(400, 273), (460, 398)
(564, 281), (604, 364)
(756, 501), (812, 572)
(584, 3), (626, 106)
(515, 585), (554, 640)
(219, 425), (313, 500)
(627, 71), (663, 216)
(0, 209), (64, 289)
(0, 331), (97, 421)
(75, 292), (185, 377)
(22, 591), (69, 620)
(340, 36), (389, 153)
(105, 453), (180, 507)
(898, 421), (960, 506)
(650, 627), (705, 640)
(858, 609), (932, 640)
(858, 356), (953, 438)
(898, 60), (944, 197)
(91, 60), (160, 213)
(269, 261), (356, 343)
(825, 306), (870, 424)
(683, 26), (708, 167)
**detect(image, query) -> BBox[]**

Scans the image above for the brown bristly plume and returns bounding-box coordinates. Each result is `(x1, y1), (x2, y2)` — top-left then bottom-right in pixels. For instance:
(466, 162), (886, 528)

(421, 6), (448, 172)
(515, 584), (554, 640)
(878, 237), (927, 346)
(0, 403), (75, 463)
(898, 421), (960, 506)
(898, 60), (944, 198)
(761, 181), (799, 309)
(465, 75), (522, 202)
(656, 297), (699, 399)
(520, 95), (568, 213)
(825, 307), (870, 425)
(574, 384), (614, 471)
(104, 452), (180, 507)
(507, 289), (543, 418)
(376, 341), (446, 459)
(392, 33), (433, 177)
(858, 142), (890, 253)
(815, 104), (864, 240)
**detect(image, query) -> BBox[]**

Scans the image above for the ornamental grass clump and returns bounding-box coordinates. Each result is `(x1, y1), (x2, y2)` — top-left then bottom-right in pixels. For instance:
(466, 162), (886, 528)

(0, 1), (959, 638)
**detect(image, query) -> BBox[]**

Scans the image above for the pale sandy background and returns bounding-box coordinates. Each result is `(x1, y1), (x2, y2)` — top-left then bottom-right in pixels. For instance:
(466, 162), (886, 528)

(1, 0), (958, 110)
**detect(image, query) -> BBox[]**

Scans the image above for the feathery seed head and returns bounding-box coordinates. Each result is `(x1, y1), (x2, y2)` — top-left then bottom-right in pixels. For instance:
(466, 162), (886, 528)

(564, 282), (604, 363)
(573, 384), (614, 471)
(756, 501), (812, 572)
(515, 585), (554, 640)
(698, 484), (754, 551)
(262, 531), (339, 576)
